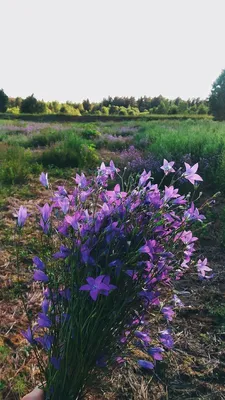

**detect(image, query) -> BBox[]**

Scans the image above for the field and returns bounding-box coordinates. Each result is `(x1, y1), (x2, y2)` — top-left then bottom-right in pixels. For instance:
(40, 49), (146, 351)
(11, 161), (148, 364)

(0, 118), (225, 399)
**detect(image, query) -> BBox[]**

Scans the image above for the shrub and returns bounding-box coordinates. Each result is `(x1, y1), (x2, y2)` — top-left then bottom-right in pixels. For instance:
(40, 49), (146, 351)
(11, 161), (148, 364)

(39, 133), (99, 168)
(95, 134), (131, 151)
(0, 146), (41, 184)
(81, 128), (101, 140)
(118, 107), (128, 116)
(17, 161), (210, 399)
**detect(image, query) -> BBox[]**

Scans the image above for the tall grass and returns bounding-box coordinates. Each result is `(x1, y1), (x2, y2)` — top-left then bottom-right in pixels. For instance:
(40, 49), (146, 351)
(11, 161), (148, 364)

(39, 131), (99, 168)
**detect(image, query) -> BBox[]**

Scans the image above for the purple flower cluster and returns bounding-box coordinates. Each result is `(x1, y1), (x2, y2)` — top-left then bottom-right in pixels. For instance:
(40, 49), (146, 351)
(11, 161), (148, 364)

(17, 159), (211, 397)
(119, 146), (161, 173)
(0, 122), (66, 136)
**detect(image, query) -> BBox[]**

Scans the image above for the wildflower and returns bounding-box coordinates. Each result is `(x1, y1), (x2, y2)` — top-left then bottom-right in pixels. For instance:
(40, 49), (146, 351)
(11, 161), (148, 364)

(37, 313), (52, 328)
(173, 294), (184, 307)
(42, 299), (49, 314)
(33, 256), (45, 271)
(21, 327), (35, 345)
(175, 230), (198, 245)
(106, 184), (127, 204)
(33, 270), (49, 282)
(16, 206), (28, 228)
(120, 330), (131, 343)
(160, 159), (175, 175)
(80, 275), (116, 301)
(163, 186), (179, 202)
(161, 306), (175, 321)
(139, 240), (158, 260)
(160, 329), (174, 349)
(184, 202), (205, 222)
(53, 245), (71, 259)
(36, 334), (54, 350)
(75, 173), (87, 188)
(197, 258), (212, 277)
(58, 198), (70, 214)
(40, 172), (49, 188)
(183, 163), (203, 185)
(116, 357), (125, 364)
(148, 347), (164, 361)
(138, 360), (154, 369)
(134, 331), (151, 343)
(138, 170), (151, 187)
(38, 203), (52, 234)
(108, 160), (120, 178)
(38, 203), (52, 223)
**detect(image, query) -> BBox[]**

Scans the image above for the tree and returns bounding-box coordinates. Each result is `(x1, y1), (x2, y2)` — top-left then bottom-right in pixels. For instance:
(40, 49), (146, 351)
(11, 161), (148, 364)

(209, 69), (225, 120)
(82, 99), (91, 112)
(20, 94), (38, 113)
(0, 89), (9, 113)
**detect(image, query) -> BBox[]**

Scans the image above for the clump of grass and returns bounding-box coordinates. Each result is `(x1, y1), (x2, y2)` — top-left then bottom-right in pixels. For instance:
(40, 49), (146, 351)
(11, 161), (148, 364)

(12, 374), (29, 398)
(39, 131), (99, 168)
(0, 145), (42, 184)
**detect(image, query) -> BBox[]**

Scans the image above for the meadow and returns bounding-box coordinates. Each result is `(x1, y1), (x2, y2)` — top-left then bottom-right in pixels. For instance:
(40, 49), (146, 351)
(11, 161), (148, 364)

(0, 118), (225, 399)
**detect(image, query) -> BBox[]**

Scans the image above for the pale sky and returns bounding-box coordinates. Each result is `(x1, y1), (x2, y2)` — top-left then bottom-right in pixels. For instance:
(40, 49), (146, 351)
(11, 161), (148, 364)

(1, 0), (225, 102)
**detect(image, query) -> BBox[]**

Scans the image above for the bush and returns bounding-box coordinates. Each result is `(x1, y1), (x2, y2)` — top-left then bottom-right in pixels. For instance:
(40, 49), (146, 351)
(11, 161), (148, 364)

(39, 133), (99, 168)
(81, 128), (101, 140)
(0, 146), (41, 184)
(118, 107), (128, 116)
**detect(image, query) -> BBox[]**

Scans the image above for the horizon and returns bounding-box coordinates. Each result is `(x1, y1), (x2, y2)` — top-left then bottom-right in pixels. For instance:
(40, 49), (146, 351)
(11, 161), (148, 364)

(1, 0), (225, 103)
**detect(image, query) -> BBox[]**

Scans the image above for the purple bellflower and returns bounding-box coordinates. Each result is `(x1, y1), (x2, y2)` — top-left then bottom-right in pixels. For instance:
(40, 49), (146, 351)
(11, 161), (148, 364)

(160, 159), (175, 175)
(183, 163), (203, 185)
(39, 172), (49, 188)
(138, 360), (154, 369)
(80, 275), (116, 301)
(16, 206), (28, 228)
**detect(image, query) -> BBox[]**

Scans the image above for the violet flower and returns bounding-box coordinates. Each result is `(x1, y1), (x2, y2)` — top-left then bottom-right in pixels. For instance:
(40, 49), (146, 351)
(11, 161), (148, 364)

(33, 256), (45, 271)
(160, 159), (175, 175)
(134, 331), (151, 343)
(37, 313), (52, 328)
(40, 172), (49, 188)
(138, 360), (154, 369)
(36, 334), (54, 350)
(33, 270), (49, 282)
(161, 306), (175, 321)
(21, 327), (35, 345)
(183, 163), (203, 185)
(16, 206), (28, 228)
(197, 258), (212, 277)
(80, 275), (115, 301)
(160, 329), (174, 349)
(148, 347), (164, 361)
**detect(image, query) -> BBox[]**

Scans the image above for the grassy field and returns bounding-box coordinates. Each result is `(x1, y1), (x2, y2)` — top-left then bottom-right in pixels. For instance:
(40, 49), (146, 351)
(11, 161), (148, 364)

(0, 119), (225, 399)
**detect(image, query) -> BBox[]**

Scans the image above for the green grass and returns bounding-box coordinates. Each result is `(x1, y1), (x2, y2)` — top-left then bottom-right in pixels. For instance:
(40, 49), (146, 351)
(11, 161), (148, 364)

(1, 118), (225, 192)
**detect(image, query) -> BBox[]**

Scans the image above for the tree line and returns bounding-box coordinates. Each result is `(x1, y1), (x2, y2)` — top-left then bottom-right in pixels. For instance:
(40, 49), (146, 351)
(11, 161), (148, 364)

(1, 69), (225, 120)
(0, 91), (209, 117)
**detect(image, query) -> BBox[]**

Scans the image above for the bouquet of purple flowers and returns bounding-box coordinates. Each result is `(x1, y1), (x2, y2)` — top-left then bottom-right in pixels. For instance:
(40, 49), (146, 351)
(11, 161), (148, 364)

(17, 159), (211, 399)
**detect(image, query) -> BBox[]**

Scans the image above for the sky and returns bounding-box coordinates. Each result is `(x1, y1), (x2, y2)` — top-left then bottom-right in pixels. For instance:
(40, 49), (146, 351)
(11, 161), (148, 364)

(1, 0), (225, 103)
